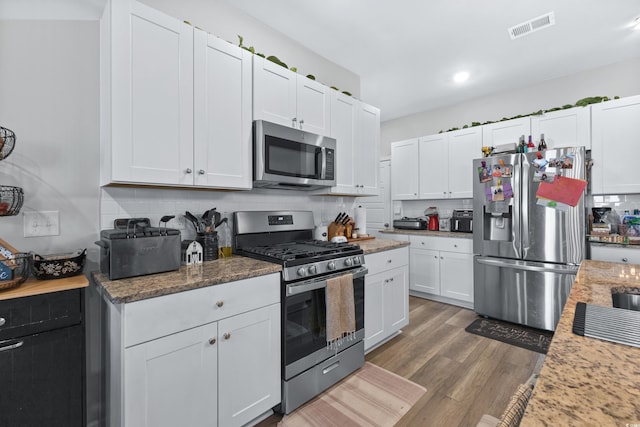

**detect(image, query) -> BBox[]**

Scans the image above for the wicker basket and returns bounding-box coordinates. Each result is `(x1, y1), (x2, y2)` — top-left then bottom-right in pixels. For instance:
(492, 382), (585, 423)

(0, 253), (31, 291)
(0, 186), (24, 216)
(0, 126), (16, 160)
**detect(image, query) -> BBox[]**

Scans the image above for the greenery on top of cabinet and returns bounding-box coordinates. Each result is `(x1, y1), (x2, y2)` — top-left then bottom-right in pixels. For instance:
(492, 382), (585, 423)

(439, 95), (621, 133)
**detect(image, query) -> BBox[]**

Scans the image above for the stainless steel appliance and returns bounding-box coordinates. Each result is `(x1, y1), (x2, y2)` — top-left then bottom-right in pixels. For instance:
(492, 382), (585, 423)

(451, 210), (473, 233)
(253, 120), (337, 190)
(95, 218), (181, 280)
(393, 217), (428, 230)
(233, 211), (366, 414)
(473, 147), (587, 331)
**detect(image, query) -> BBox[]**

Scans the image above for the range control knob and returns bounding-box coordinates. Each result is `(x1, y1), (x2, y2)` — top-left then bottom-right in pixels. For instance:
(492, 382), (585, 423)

(353, 256), (361, 265)
(327, 261), (336, 271)
(308, 265), (318, 275)
(297, 267), (307, 277)
(344, 258), (353, 267)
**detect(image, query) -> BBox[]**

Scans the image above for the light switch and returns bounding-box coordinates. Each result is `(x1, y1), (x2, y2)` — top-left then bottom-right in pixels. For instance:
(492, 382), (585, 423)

(23, 211), (60, 237)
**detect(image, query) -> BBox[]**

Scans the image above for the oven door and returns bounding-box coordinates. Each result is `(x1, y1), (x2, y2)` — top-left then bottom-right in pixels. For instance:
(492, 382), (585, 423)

(283, 266), (366, 380)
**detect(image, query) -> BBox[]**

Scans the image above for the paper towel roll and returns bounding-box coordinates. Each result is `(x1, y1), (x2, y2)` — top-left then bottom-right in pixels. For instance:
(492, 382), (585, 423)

(354, 206), (367, 236)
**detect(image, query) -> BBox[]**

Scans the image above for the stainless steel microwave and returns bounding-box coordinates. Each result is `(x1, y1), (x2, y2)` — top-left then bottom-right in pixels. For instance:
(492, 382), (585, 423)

(253, 120), (336, 190)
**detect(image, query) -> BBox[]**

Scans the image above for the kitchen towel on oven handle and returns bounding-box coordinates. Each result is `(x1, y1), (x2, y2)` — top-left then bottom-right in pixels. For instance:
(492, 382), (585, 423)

(326, 272), (355, 352)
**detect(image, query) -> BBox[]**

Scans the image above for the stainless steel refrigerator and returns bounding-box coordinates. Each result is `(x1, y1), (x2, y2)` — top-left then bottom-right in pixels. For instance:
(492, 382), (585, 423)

(473, 147), (587, 331)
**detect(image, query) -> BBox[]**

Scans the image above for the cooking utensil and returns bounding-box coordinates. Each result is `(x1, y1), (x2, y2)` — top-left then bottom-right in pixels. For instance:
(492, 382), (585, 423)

(214, 217), (227, 229)
(185, 211), (202, 232)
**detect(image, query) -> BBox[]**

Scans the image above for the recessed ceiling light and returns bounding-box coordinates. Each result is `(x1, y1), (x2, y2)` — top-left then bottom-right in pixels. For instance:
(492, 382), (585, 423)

(453, 72), (470, 83)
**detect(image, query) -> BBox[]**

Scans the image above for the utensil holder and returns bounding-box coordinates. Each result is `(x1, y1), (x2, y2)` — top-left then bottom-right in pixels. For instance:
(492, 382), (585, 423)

(197, 231), (218, 261)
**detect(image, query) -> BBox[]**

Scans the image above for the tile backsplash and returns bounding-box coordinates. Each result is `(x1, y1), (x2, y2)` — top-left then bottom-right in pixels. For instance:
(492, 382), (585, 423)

(100, 187), (357, 240)
(395, 198), (473, 219)
(592, 194), (640, 215)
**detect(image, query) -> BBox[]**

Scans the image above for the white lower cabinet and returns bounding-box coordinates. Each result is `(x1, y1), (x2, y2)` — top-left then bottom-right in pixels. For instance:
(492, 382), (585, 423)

(106, 273), (281, 427)
(409, 236), (474, 308)
(364, 247), (409, 352)
(590, 245), (640, 264)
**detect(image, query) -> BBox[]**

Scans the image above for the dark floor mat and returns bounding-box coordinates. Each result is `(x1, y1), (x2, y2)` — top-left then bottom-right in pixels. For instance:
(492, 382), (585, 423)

(465, 317), (553, 354)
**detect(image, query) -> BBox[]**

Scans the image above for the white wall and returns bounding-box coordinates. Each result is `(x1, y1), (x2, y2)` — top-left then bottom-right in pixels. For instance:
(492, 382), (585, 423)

(140, 0), (360, 98)
(0, 20), (100, 258)
(381, 57), (640, 158)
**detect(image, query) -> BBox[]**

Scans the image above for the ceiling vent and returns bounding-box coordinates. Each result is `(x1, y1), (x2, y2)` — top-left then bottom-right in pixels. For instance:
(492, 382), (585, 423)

(508, 12), (556, 40)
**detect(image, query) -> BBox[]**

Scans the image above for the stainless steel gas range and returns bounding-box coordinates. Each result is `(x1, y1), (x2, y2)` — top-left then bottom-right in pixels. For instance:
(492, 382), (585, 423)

(233, 210), (367, 414)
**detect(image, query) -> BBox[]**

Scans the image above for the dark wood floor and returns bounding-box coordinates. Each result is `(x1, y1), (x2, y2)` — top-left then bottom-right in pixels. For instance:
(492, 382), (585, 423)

(256, 296), (545, 427)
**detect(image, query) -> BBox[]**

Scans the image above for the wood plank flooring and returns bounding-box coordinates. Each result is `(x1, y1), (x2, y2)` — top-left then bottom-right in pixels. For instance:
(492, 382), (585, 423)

(256, 296), (545, 427)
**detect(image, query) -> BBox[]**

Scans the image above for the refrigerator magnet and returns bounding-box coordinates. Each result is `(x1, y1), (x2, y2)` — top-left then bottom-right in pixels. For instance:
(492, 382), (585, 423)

(478, 165), (492, 183)
(492, 165), (503, 177)
(492, 185), (505, 201)
(502, 166), (512, 177)
(503, 182), (513, 199)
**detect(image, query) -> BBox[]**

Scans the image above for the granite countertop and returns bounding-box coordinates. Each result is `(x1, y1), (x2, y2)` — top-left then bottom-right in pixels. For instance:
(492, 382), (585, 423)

(356, 238), (410, 254)
(93, 256), (282, 304)
(380, 228), (473, 239)
(521, 260), (640, 426)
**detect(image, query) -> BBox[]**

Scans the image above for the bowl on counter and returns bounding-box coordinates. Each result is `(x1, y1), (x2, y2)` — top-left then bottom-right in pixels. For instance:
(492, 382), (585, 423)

(0, 252), (31, 290)
(30, 248), (86, 280)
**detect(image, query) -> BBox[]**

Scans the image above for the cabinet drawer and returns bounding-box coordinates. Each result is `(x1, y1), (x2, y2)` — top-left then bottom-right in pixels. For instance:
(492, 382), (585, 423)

(590, 245), (640, 264)
(0, 289), (82, 340)
(365, 247), (409, 276)
(409, 235), (472, 253)
(124, 273), (280, 347)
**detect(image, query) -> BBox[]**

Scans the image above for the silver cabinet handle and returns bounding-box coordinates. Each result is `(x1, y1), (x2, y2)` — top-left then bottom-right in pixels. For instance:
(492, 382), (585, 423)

(622, 258), (629, 262)
(223, 332), (231, 340)
(216, 301), (224, 307)
(209, 338), (216, 345)
(387, 259), (392, 263)
(0, 341), (23, 352)
(299, 119), (304, 129)
(0, 317), (5, 327)
(185, 168), (192, 174)
(292, 117), (297, 127)
(198, 169), (205, 175)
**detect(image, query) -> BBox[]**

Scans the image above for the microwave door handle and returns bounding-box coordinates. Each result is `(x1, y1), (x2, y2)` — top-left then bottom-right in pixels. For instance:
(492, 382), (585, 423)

(320, 147), (327, 179)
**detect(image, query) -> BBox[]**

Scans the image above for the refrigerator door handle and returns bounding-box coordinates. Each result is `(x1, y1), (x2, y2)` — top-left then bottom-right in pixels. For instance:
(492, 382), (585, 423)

(513, 156), (522, 258)
(476, 256), (580, 274)
(520, 155), (530, 258)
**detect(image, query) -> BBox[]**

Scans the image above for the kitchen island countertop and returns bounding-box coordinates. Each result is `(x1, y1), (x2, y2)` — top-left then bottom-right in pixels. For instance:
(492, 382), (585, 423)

(521, 260), (640, 426)
(93, 256), (282, 304)
(379, 228), (473, 239)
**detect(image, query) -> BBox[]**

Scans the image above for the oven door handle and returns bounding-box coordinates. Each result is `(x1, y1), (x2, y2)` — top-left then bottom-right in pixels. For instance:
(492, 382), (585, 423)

(286, 267), (368, 296)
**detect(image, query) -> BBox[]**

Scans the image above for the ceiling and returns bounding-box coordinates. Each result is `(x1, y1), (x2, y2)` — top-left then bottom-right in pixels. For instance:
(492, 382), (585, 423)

(224, 0), (640, 121)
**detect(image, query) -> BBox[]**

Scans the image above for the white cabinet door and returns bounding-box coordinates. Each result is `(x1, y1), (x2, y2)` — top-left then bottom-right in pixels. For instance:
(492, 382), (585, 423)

(448, 127), (483, 199)
(364, 271), (386, 350)
(124, 323), (218, 427)
(530, 106), (591, 149)
(482, 117), (531, 147)
(409, 248), (440, 294)
(193, 30), (251, 189)
(591, 95), (640, 195)
(440, 251), (474, 303)
(218, 303), (281, 427)
(385, 267), (409, 331)
(590, 245), (640, 264)
(391, 139), (419, 200)
(109, 0), (194, 185)
(253, 56), (297, 129)
(329, 91), (358, 194)
(418, 134), (449, 199)
(297, 77), (331, 136)
(357, 102), (381, 195)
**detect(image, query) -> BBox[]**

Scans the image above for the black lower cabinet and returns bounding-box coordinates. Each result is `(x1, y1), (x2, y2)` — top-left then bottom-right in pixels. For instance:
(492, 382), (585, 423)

(0, 289), (84, 427)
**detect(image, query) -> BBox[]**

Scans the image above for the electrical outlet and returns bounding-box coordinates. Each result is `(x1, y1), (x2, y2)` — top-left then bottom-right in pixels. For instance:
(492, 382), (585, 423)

(23, 211), (60, 237)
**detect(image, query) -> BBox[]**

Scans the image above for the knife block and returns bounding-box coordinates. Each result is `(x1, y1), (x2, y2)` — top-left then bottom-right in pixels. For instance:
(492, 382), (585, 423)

(327, 222), (345, 241)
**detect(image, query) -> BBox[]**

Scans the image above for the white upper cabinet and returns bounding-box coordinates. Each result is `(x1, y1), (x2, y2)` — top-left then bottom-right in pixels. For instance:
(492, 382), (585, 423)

(447, 127), (483, 198)
(482, 117), (531, 147)
(193, 29), (252, 189)
(530, 106), (591, 149)
(391, 138), (419, 200)
(102, 0), (194, 186)
(418, 134), (448, 199)
(101, 0), (252, 189)
(591, 95), (640, 195)
(253, 56), (331, 136)
(315, 93), (380, 196)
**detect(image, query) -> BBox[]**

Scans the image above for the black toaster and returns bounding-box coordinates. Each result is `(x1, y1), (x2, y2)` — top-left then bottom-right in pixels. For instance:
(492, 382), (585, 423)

(451, 210), (473, 233)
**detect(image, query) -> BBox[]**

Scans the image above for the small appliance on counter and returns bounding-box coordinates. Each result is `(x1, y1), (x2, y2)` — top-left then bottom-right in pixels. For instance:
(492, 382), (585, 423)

(451, 210), (473, 233)
(393, 217), (428, 230)
(95, 217), (181, 280)
(425, 206), (439, 231)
